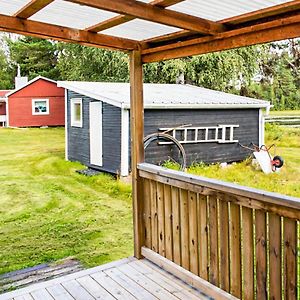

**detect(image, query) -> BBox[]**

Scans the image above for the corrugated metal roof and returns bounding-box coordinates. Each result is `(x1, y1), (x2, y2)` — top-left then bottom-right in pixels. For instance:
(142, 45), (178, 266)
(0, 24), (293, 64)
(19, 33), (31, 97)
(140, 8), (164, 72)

(57, 81), (270, 109)
(0, 0), (292, 41)
(169, 0), (289, 21)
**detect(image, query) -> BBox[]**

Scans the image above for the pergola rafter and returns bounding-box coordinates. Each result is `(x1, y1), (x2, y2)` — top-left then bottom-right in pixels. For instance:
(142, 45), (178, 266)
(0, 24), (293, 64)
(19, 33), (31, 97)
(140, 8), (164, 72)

(0, 14), (139, 51)
(66, 0), (225, 35)
(142, 0), (300, 51)
(142, 12), (300, 62)
(13, 0), (55, 19)
(86, 0), (184, 33)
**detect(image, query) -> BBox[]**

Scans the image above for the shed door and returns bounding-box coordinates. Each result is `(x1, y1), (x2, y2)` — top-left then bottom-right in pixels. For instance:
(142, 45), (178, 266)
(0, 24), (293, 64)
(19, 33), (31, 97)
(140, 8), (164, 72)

(89, 101), (103, 166)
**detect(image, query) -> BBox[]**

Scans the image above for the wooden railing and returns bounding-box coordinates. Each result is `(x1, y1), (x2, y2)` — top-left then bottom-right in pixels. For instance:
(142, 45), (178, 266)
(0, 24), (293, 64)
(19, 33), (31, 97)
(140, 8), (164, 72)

(138, 163), (300, 300)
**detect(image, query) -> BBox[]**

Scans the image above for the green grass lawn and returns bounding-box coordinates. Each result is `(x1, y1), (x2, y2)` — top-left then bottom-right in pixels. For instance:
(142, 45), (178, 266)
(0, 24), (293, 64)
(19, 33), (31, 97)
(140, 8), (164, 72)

(186, 124), (300, 197)
(0, 127), (133, 276)
(269, 110), (300, 116)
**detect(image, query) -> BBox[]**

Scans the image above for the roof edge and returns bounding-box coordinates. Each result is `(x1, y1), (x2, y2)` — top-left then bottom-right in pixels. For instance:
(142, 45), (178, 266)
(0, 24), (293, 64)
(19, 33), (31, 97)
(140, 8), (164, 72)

(57, 81), (124, 108)
(6, 76), (58, 98)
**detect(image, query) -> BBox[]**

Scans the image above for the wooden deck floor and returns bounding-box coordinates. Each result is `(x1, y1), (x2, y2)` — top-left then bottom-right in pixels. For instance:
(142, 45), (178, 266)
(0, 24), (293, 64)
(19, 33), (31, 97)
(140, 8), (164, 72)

(0, 258), (210, 300)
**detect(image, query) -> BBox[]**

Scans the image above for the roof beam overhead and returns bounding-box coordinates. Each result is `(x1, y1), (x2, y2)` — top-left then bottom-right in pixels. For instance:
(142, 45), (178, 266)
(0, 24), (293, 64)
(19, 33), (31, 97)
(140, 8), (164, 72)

(142, 13), (300, 62)
(0, 14), (139, 51)
(221, 0), (300, 25)
(143, 0), (300, 46)
(13, 0), (55, 19)
(66, 0), (225, 35)
(86, 0), (184, 33)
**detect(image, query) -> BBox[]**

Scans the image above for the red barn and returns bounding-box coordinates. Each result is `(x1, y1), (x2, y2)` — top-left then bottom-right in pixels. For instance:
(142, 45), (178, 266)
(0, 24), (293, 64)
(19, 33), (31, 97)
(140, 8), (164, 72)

(6, 76), (65, 127)
(0, 90), (11, 127)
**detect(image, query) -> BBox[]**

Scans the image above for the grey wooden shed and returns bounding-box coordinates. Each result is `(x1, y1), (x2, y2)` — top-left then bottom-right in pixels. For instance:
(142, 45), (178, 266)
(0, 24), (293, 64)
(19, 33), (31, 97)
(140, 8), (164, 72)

(58, 82), (270, 176)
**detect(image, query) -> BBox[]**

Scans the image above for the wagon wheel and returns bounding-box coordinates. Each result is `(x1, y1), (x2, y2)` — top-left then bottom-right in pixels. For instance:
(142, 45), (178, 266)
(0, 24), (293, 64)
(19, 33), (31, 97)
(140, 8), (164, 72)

(144, 132), (187, 171)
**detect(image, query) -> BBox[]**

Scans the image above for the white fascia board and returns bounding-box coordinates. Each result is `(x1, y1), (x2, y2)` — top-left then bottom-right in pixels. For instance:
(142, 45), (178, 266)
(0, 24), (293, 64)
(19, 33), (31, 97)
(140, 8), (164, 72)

(139, 103), (271, 110)
(120, 108), (129, 177)
(57, 82), (125, 108)
(258, 108), (265, 147)
(64, 89), (69, 161)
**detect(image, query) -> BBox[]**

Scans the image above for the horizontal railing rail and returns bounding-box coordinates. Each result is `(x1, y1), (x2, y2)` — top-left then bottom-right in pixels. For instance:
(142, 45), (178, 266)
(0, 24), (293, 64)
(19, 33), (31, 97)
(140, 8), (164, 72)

(138, 162), (300, 299)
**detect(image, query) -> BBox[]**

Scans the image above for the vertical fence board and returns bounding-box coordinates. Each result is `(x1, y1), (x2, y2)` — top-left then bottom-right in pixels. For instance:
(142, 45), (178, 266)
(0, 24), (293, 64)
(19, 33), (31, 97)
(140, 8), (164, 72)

(164, 184), (173, 261)
(269, 213), (281, 300)
(150, 180), (158, 253)
(180, 189), (190, 270)
(143, 178), (152, 249)
(284, 218), (297, 299)
(188, 191), (198, 275)
(198, 194), (208, 280)
(157, 182), (165, 257)
(230, 203), (241, 298)
(242, 207), (254, 300)
(219, 199), (230, 292)
(256, 210), (267, 300)
(209, 195), (219, 286)
(171, 187), (181, 266)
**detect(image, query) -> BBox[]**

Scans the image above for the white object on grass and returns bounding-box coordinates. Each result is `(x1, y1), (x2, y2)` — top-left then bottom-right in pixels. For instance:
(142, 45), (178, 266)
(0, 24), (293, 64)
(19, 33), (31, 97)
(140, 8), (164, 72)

(253, 151), (273, 174)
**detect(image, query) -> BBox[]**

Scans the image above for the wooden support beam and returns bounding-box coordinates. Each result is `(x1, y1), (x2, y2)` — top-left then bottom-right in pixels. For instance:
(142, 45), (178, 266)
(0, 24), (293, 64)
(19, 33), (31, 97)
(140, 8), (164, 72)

(0, 14), (138, 51)
(66, 0), (225, 35)
(142, 0), (300, 47)
(130, 50), (145, 259)
(221, 0), (300, 25)
(142, 13), (300, 62)
(14, 0), (55, 19)
(86, 0), (184, 33)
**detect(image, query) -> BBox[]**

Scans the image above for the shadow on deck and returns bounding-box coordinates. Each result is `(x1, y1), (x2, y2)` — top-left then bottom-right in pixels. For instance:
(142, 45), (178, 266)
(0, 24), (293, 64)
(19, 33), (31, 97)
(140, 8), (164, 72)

(0, 257), (210, 300)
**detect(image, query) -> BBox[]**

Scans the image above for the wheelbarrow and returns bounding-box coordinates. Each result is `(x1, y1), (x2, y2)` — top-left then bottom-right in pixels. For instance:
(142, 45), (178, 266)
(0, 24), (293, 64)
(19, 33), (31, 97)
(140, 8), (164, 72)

(239, 143), (284, 174)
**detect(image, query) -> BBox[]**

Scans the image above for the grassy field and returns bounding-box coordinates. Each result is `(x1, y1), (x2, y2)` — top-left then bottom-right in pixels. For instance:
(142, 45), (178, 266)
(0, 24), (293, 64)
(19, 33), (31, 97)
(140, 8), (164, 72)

(183, 124), (300, 197)
(0, 128), (133, 275)
(269, 110), (300, 116)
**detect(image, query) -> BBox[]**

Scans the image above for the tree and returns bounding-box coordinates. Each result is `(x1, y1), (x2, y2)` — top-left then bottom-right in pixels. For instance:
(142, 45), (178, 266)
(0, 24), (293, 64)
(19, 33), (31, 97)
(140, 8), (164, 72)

(7, 36), (59, 80)
(56, 43), (129, 82)
(0, 47), (14, 89)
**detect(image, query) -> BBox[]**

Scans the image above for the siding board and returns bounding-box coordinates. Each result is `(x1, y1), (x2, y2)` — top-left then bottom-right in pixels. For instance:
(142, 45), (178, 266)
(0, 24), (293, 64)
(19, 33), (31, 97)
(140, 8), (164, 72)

(67, 90), (121, 174)
(67, 91), (260, 175)
(143, 109), (259, 165)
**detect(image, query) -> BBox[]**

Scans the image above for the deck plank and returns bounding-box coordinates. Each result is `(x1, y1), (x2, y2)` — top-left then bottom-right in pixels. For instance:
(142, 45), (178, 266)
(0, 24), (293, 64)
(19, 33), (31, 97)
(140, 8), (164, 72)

(76, 276), (115, 300)
(46, 284), (74, 300)
(0, 258), (211, 300)
(91, 271), (137, 300)
(103, 267), (156, 300)
(30, 289), (54, 300)
(118, 263), (179, 300)
(137, 260), (209, 299)
(62, 280), (94, 300)
(14, 295), (34, 300)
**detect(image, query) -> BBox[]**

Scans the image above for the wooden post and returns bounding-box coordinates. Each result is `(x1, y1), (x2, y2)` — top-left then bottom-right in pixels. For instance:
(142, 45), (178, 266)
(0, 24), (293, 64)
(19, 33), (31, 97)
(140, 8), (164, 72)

(130, 50), (145, 259)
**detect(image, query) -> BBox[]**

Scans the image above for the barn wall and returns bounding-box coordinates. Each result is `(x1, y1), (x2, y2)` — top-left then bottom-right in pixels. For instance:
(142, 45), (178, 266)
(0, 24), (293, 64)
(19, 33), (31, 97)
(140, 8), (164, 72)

(0, 102), (5, 115)
(8, 79), (65, 127)
(143, 109), (259, 166)
(67, 90), (121, 174)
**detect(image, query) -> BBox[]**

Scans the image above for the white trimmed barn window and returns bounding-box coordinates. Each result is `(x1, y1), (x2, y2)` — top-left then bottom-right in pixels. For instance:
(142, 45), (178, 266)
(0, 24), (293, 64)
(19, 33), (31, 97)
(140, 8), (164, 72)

(71, 98), (83, 127)
(32, 99), (49, 115)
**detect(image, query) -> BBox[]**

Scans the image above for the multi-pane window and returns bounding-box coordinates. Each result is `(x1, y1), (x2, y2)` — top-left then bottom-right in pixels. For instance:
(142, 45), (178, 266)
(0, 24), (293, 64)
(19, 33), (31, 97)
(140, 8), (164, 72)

(32, 99), (49, 115)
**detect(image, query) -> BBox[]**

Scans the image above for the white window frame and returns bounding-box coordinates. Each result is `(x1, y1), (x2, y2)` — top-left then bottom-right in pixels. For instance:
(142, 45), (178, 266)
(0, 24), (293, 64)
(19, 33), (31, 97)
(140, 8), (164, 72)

(32, 99), (49, 115)
(71, 98), (83, 128)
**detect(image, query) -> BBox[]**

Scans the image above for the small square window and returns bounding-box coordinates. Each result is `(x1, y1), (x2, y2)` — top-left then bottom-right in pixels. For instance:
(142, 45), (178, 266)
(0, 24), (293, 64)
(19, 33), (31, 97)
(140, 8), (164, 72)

(71, 98), (83, 127)
(32, 99), (49, 115)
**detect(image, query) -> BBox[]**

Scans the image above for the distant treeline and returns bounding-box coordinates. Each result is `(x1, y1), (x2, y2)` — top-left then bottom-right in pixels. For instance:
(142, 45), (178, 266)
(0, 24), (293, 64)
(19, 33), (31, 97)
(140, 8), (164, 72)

(0, 36), (299, 110)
